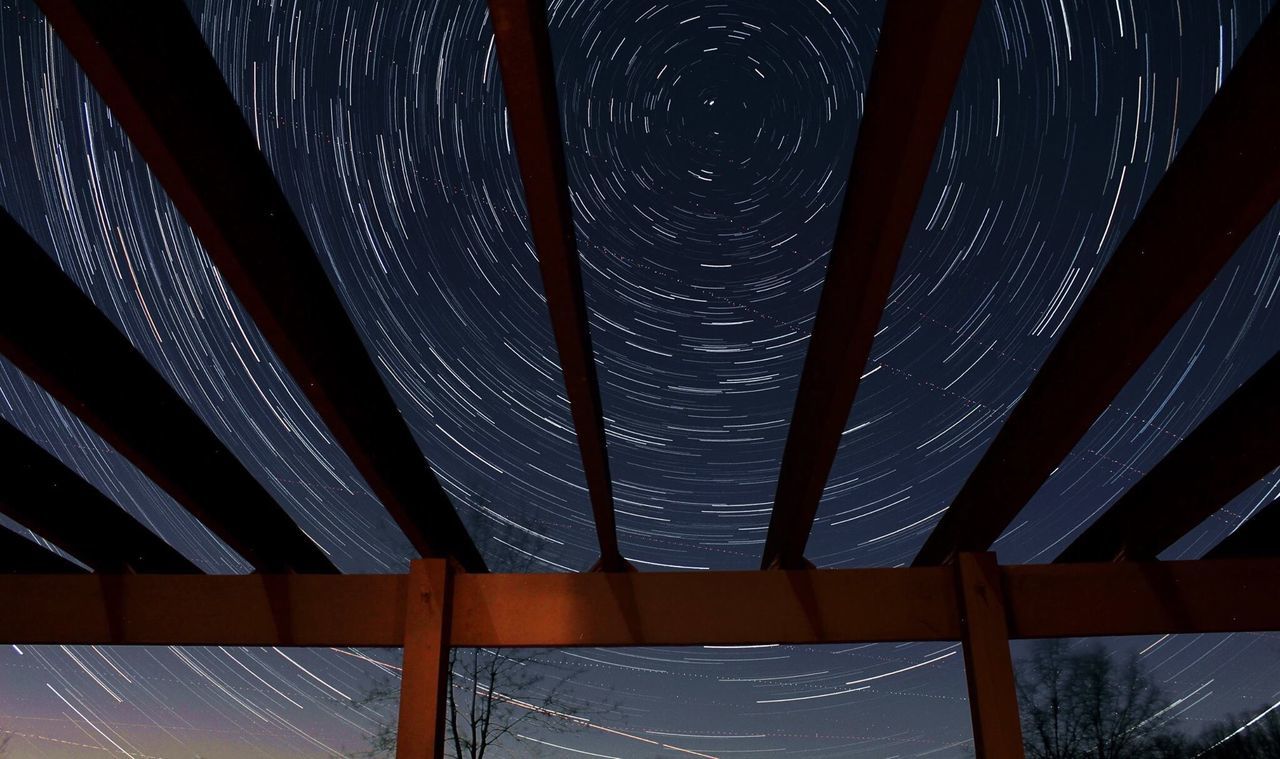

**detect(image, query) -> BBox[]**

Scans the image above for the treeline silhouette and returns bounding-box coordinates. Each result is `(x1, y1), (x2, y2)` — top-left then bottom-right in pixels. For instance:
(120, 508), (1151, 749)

(1016, 639), (1279, 758)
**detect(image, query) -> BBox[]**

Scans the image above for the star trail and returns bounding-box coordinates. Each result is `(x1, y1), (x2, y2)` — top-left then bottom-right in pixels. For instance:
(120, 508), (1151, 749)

(1, 0), (1279, 756)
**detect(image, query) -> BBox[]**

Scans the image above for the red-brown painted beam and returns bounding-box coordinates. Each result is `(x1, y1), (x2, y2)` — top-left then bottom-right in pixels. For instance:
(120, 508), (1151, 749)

(0, 208), (331, 573)
(2, 560), (1278, 646)
(449, 566), (960, 646)
(916, 5), (1280, 566)
(1056, 351), (1280, 563)
(1205, 494), (1280, 559)
(0, 573), (407, 646)
(761, 0), (982, 569)
(0, 526), (85, 574)
(0, 568), (957, 646)
(35, 0), (485, 572)
(396, 560), (453, 759)
(0, 418), (200, 574)
(487, 0), (626, 571)
(1003, 559), (1280, 639)
(955, 553), (1024, 759)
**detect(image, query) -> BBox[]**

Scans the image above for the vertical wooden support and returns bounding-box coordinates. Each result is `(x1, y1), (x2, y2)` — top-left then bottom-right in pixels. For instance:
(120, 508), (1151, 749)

(396, 559), (453, 758)
(955, 553), (1024, 758)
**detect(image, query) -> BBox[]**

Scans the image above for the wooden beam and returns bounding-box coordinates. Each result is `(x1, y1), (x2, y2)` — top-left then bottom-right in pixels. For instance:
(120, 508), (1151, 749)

(1056, 351), (1280, 563)
(0, 567), (956, 646)
(915, 5), (1280, 565)
(761, 0), (982, 569)
(955, 553), (1024, 759)
(1, 560), (1278, 646)
(0, 208), (332, 573)
(0, 526), (85, 574)
(1003, 559), (1280, 639)
(0, 573), (408, 646)
(487, 0), (625, 571)
(34, 0), (485, 572)
(0, 418), (200, 574)
(448, 565), (959, 647)
(396, 560), (452, 759)
(1205, 495), (1280, 559)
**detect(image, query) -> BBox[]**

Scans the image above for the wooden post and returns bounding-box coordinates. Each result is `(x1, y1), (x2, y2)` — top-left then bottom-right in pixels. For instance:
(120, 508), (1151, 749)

(396, 559), (453, 758)
(955, 552), (1024, 758)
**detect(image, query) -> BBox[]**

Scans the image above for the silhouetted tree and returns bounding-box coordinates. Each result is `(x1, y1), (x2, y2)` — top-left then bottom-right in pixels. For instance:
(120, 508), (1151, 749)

(350, 645), (586, 759)
(347, 509), (595, 758)
(1192, 706), (1280, 758)
(1016, 640), (1177, 759)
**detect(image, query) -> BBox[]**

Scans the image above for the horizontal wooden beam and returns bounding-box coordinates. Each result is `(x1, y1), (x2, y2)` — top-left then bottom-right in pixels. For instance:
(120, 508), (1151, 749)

(0, 573), (409, 647)
(1, 560), (1278, 646)
(450, 566), (960, 646)
(1003, 560), (1280, 638)
(35, 0), (485, 572)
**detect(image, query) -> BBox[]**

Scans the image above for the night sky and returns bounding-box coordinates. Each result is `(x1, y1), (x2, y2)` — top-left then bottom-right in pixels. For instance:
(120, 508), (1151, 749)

(2, 0), (1280, 756)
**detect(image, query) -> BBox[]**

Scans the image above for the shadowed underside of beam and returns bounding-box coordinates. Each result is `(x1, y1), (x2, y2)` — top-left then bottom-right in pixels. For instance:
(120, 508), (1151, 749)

(0, 208), (332, 573)
(761, 0), (983, 569)
(487, 0), (628, 572)
(35, 0), (485, 571)
(915, 5), (1280, 566)
(0, 418), (201, 573)
(1057, 351), (1280, 563)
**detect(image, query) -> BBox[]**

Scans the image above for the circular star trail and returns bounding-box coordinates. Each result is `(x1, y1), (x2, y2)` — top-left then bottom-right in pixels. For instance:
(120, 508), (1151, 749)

(0, 0), (1278, 755)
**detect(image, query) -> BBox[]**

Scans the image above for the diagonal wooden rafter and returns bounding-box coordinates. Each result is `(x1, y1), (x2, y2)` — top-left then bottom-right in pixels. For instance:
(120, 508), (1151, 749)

(1056, 351), (1280, 563)
(760, 0), (983, 569)
(0, 208), (331, 573)
(0, 418), (201, 574)
(36, 0), (485, 571)
(487, 0), (628, 571)
(914, 5), (1280, 566)
(0, 525), (86, 574)
(1206, 494), (1280, 559)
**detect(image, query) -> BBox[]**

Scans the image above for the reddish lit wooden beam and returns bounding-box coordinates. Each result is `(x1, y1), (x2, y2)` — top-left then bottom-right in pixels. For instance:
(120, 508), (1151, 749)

(1056, 351), (1280, 563)
(0, 573), (409, 646)
(0, 208), (330, 573)
(955, 554), (1024, 759)
(396, 560), (453, 759)
(2, 560), (1278, 646)
(762, 0), (982, 569)
(0, 568), (955, 646)
(0, 418), (200, 574)
(1003, 559), (1280, 639)
(1205, 494), (1280, 559)
(487, 0), (626, 571)
(35, 0), (485, 572)
(449, 565), (960, 646)
(916, 6), (1280, 566)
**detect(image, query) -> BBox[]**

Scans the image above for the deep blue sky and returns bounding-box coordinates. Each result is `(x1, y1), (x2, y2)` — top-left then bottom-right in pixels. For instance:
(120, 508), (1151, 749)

(1, 0), (1278, 755)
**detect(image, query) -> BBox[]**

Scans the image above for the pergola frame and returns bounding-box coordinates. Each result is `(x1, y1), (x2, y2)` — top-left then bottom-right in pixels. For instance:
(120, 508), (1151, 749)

(4, 558), (1280, 755)
(2, 0), (1279, 757)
